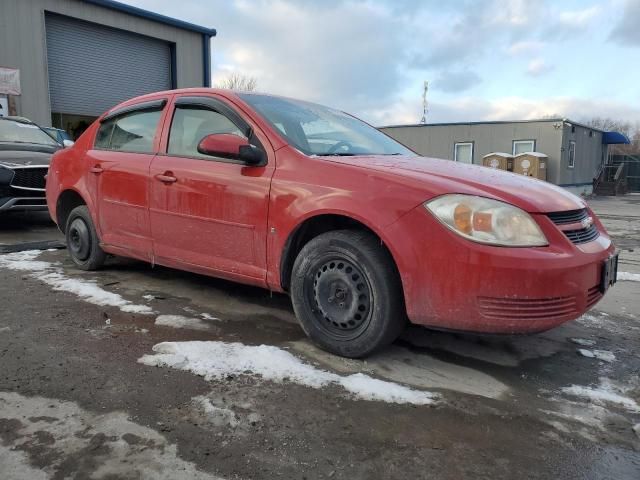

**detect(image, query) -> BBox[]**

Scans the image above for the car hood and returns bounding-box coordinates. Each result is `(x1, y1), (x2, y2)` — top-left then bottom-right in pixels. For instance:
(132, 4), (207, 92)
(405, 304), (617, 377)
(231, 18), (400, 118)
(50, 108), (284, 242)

(0, 145), (56, 167)
(324, 155), (586, 213)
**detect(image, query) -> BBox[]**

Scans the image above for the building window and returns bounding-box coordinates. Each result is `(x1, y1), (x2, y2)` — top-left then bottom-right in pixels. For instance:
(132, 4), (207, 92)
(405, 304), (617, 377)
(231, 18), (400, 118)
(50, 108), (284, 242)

(454, 142), (473, 164)
(512, 140), (535, 155)
(568, 141), (576, 168)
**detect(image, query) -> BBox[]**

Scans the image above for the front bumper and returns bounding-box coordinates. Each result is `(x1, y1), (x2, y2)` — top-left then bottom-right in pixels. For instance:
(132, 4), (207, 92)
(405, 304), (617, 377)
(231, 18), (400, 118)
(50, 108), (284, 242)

(386, 205), (615, 334)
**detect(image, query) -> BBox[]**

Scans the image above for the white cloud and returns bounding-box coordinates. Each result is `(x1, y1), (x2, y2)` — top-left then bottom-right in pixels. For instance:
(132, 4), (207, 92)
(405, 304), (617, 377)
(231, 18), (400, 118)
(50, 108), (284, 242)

(610, 0), (640, 46)
(471, 96), (640, 123)
(124, 0), (639, 128)
(433, 69), (482, 93)
(558, 5), (601, 27)
(490, 0), (545, 27)
(527, 58), (554, 76)
(507, 41), (545, 55)
(377, 95), (640, 126)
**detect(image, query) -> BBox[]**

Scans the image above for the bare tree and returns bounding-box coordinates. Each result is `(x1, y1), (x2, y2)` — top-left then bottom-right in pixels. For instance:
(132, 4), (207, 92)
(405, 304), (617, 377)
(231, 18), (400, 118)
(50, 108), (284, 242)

(583, 117), (640, 155)
(215, 73), (258, 92)
(584, 117), (632, 135)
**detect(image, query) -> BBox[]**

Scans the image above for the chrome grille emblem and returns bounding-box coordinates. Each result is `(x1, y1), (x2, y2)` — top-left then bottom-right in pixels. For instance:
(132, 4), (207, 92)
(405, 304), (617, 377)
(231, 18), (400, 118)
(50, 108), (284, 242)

(581, 216), (594, 229)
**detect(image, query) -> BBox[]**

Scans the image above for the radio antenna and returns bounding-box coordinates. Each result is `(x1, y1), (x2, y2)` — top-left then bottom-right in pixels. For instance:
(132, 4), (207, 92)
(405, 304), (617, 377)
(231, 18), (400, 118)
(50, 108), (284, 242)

(420, 81), (429, 124)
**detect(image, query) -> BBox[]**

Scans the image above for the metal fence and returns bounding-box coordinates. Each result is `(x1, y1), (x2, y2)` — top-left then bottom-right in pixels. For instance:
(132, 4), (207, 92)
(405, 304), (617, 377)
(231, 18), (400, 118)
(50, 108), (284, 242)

(612, 155), (640, 192)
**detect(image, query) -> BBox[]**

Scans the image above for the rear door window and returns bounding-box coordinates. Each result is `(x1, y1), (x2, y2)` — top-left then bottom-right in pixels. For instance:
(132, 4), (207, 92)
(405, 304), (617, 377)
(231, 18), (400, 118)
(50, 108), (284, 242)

(95, 109), (162, 153)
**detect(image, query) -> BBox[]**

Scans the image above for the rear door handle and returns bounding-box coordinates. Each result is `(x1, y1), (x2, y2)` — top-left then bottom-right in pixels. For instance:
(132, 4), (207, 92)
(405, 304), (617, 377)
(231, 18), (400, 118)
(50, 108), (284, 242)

(156, 172), (177, 184)
(90, 165), (103, 174)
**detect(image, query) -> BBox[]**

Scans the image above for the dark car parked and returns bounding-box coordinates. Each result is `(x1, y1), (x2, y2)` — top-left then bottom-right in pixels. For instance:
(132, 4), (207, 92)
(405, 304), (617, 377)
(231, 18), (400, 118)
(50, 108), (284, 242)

(43, 126), (73, 145)
(0, 117), (62, 213)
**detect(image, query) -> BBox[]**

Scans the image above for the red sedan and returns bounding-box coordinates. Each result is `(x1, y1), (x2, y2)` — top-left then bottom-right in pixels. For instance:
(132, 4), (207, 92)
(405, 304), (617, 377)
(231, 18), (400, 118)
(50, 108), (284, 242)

(46, 89), (618, 358)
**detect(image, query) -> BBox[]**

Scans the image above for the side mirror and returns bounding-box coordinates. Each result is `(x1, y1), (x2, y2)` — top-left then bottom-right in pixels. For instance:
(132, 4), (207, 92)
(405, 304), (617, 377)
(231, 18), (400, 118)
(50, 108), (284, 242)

(197, 133), (265, 165)
(62, 139), (75, 148)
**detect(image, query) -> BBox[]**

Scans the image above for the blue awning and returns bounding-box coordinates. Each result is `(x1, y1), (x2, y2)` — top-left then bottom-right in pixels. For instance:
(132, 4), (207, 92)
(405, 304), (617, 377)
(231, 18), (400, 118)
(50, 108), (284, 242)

(602, 131), (631, 144)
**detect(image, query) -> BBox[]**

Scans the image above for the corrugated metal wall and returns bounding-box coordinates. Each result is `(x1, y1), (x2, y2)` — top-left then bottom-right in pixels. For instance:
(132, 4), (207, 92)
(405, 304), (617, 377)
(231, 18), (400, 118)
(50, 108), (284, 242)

(45, 13), (171, 117)
(0, 0), (206, 126)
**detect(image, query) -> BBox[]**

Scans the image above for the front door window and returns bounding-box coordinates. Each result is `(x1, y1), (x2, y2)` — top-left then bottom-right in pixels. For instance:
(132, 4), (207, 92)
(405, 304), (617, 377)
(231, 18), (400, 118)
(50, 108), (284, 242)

(168, 107), (243, 159)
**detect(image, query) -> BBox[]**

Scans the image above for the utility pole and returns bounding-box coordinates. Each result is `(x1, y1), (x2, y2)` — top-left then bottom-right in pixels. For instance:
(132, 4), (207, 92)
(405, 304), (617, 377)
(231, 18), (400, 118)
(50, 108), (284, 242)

(420, 81), (429, 124)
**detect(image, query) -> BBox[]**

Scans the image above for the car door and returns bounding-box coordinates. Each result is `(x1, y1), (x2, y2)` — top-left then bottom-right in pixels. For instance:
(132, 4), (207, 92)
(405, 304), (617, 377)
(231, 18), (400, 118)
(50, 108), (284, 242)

(86, 98), (167, 260)
(149, 95), (274, 284)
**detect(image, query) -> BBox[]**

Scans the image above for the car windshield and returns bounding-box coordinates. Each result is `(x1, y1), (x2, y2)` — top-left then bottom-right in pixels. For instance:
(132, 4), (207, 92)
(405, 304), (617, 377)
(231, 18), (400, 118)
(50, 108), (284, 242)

(0, 119), (59, 146)
(239, 94), (413, 157)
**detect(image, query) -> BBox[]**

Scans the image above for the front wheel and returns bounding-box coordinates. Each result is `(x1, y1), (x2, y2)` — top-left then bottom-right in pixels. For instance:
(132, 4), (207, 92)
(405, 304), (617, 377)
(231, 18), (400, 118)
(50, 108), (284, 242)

(290, 230), (406, 358)
(65, 205), (106, 270)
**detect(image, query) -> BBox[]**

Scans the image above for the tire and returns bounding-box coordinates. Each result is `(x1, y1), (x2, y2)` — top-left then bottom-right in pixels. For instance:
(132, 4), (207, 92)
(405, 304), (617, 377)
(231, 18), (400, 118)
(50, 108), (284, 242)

(65, 205), (106, 270)
(290, 229), (406, 358)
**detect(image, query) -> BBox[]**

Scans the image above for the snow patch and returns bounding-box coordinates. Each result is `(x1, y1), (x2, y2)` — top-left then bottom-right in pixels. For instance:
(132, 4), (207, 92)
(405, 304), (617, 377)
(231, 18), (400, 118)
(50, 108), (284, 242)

(562, 379), (640, 412)
(0, 443), (49, 480)
(193, 396), (239, 427)
(0, 250), (153, 314)
(139, 341), (437, 405)
(0, 391), (221, 479)
(577, 349), (616, 363)
(570, 338), (596, 347)
(618, 271), (640, 282)
(576, 312), (630, 333)
(155, 315), (210, 331)
(199, 313), (220, 321)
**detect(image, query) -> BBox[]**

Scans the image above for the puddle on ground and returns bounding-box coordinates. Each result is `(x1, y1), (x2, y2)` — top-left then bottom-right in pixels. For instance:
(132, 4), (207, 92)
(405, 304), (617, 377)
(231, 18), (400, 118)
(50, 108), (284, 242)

(290, 341), (509, 399)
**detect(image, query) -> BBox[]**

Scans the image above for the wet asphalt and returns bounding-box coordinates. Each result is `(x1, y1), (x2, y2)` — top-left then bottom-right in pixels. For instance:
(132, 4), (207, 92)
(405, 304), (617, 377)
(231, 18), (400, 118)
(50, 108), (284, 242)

(0, 197), (639, 479)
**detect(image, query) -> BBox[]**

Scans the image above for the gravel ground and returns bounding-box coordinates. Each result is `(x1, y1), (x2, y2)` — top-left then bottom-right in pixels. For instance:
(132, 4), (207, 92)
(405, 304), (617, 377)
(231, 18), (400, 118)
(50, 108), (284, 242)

(0, 197), (639, 480)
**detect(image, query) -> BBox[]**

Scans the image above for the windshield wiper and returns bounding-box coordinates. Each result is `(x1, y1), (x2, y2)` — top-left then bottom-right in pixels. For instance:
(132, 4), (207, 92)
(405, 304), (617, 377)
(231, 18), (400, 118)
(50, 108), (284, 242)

(321, 153), (358, 156)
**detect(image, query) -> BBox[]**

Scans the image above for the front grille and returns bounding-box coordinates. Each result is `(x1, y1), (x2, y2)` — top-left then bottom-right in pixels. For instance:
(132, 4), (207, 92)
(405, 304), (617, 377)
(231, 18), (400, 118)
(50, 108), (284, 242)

(547, 208), (600, 244)
(0, 186), (12, 198)
(478, 296), (579, 321)
(547, 208), (589, 225)
(10, 167), (48, 190)
(563, 224), (599, 244)
(0, 185), (45, 199)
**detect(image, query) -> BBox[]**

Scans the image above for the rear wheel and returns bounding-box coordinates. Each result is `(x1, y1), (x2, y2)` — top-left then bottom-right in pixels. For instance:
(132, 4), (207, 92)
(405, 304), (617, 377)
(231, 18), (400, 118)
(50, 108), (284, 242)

(290, 230), (405, 358)
(65, 205), (106, 270)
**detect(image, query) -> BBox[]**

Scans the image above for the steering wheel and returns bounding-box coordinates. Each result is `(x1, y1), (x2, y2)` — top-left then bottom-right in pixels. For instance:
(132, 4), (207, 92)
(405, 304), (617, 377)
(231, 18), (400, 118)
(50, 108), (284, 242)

(327, 140), (353, 154)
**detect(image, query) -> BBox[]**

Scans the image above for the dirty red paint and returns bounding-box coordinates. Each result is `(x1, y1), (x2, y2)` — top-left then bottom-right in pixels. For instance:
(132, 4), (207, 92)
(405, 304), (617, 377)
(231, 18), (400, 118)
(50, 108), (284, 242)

(46, 88), (615, 334)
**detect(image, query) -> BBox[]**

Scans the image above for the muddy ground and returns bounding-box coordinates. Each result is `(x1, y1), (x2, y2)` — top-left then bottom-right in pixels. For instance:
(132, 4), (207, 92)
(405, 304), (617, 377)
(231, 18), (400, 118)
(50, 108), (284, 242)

(0, 196), (639, 479)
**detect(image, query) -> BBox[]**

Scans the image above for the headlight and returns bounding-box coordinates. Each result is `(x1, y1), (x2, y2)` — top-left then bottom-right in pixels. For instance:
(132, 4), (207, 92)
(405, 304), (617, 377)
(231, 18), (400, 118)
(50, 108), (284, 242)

(424, 194), (548, 247)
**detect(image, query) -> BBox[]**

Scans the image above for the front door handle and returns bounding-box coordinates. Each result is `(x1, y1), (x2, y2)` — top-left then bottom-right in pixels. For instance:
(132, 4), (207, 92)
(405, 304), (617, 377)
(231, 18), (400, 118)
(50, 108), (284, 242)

(156, 172), (177, 184)
(90, 165), (103, 174)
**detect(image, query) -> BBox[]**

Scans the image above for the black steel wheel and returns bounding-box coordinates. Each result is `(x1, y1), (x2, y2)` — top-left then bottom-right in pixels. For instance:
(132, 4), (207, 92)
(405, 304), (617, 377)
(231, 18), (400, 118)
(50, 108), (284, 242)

(291, 229), (406, 358)
(68, 217), (91, 261)
(65, 205), (106, 270)
(311, 257), (373, 341)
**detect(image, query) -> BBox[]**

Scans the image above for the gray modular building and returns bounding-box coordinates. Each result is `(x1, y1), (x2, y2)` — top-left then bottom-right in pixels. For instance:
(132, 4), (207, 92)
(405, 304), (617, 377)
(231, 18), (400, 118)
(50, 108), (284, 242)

(0, 0), (215, 137)
(381, 119), (628, 195)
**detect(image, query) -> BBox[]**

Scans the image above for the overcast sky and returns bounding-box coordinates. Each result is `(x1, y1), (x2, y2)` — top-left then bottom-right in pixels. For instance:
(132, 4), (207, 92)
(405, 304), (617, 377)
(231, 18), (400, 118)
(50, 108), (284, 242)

(127, 0), (640, 126)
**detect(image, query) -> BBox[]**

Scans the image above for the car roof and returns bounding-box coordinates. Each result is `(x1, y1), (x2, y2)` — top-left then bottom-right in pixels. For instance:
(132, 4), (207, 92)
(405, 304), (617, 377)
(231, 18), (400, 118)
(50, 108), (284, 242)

(109, 88), (296, 109)
(1, 116), (34, 124)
